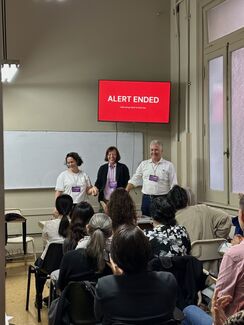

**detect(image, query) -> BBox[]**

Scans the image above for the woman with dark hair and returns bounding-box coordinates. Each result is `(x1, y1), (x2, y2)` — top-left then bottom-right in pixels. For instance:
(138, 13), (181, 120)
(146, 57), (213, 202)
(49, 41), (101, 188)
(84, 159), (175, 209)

(63, 201), (94, 252)
(35, 194), (73, 307)
(167, 185), (231, 244)
(94, 146), (130, 204)
(94, 225), (177, 324)
(145, 196), (191, 257)
(41, 194), (73, 259)
(106, 187), (137, 231)
(58, 213), (112, 291)
(55, 152), (97, 205)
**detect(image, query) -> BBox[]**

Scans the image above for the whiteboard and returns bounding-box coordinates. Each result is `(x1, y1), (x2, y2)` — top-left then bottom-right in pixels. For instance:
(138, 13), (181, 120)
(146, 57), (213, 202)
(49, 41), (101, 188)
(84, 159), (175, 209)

(4, 131), (143, 189)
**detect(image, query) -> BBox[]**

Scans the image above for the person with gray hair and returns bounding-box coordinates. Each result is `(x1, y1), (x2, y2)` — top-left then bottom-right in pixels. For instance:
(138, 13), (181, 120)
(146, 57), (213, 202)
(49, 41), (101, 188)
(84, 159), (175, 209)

(126, 139), (177, 216)
(58, 213), (112, 291)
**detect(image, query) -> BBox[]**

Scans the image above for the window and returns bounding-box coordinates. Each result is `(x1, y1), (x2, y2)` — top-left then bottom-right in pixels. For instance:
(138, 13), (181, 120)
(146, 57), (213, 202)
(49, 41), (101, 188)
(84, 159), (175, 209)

(203, 0), (244, 206)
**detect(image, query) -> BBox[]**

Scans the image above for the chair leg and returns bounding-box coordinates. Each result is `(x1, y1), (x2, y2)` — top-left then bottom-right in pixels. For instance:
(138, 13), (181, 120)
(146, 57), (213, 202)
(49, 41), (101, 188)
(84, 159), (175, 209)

(35, 271), (42, 322)
(26, 265), (32, 310)
(31, 239), (37, 261)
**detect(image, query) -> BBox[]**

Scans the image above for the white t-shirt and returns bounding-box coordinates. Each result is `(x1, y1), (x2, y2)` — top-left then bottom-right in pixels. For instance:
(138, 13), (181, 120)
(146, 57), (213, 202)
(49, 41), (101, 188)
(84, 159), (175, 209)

(41, 218), (64, 259)
(55, 169), (91, 204)
(128, 158), (177, 195)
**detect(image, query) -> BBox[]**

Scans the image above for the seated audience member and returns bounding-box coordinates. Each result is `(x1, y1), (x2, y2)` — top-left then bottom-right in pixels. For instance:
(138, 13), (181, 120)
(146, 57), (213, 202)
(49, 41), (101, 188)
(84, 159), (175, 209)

(58, 213), (112, 291)
(106, 187), (137, 231)
(182, 290), (244, 325)
(41, 194), (73, 259)
(232, 194), (244, 237)
(167, 185), (231, 242)
(94, 225), (177, 324)
(35, 194), (73, 307)
(214, 199), (244, 317)
(144, 197), (191, 257)
(63, 201), (94, 253)
(182, 198), (244, 325)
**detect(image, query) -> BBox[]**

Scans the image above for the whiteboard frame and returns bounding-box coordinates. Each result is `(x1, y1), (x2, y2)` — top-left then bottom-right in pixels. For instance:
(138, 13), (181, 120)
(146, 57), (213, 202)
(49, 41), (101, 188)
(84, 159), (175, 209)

(4, 131), (143, 190)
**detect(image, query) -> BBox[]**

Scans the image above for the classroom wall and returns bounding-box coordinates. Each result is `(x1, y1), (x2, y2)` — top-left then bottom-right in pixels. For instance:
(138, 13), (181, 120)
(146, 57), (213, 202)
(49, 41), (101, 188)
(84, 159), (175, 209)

(3, 0), (172, 233)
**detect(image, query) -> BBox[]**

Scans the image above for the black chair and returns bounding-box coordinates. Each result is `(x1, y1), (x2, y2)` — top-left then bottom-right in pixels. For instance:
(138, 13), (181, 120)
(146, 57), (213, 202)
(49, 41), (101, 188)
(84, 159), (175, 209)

(148, 255), (207, 310)
(110, 312), (182, 325)
(25, 242), (64, 322)
(53, 281), (97, 325)
(112, 321), (178, 325)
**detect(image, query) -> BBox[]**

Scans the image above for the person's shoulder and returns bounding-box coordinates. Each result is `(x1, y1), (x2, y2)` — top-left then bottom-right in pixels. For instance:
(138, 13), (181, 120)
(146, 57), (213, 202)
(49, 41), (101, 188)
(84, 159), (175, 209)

(97, 274), (116, 289)
(64, 247), (86, 260)
(226, 240), (244, 258)
(152, 271), (177, 286)
(45, 218), (61, 227)
(57, 170), (68, 178)
(99, 163), (108, 169)
(175, 224), (188, 233)
(161, 159), (174, 166)
(117, 162), (128, 168)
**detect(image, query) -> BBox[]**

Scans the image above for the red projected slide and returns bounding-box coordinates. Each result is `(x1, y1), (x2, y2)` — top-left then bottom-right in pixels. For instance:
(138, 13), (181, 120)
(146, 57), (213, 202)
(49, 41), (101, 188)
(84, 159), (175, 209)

(98, 80), (170, 123)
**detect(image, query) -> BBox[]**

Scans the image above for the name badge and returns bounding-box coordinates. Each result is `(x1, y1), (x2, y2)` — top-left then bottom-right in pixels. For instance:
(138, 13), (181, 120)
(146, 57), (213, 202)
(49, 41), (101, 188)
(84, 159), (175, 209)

(109, 180), (117, 189)
(149, 175), (158, 182)
(72, 186), (81, 192)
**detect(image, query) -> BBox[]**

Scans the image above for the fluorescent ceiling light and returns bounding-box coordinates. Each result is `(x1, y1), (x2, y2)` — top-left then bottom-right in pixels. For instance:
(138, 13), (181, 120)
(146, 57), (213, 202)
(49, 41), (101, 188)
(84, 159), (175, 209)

(1, 0), (20, 83)
(1, 61), (20, 83)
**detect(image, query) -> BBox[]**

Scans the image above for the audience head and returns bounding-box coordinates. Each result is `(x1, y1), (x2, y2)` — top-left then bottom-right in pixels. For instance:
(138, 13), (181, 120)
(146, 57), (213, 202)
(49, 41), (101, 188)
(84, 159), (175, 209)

(68, 202), (94, 248)
(65, 152), (83, 167)
(111, 225), (151, 274)
(55, 194), (73, 238)
(167, 185), (188, 210)
(107, 188), (137, 231)
(150, 140), (163, 163)
(104, 146), (121, 163)
(151, 197), (176, 226)
(86, 213), (112, 272)
(238, 194), (244, 232)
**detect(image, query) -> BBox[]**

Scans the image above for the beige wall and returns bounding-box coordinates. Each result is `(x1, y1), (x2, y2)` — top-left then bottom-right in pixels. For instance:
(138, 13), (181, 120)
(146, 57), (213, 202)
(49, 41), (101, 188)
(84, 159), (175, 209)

(170, 0), (202, 199)
(4, 0), (172, 233)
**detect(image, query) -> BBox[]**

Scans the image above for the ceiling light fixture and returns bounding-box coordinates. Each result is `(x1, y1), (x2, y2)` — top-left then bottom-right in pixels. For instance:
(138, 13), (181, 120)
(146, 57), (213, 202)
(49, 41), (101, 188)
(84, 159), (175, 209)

(1, 0), (20, 83)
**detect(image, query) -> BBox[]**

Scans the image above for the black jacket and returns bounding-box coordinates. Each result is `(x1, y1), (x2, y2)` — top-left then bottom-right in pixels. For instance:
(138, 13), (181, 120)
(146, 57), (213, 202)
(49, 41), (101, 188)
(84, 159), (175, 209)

(95, 162), (130, 202)
(148, 255), (206, 310)
(94, 271), (177, 324)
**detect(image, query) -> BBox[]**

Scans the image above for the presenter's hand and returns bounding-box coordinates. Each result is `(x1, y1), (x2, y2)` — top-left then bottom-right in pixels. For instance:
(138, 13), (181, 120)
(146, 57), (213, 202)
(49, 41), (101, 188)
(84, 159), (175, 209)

(109, 255), (123, 275)
(88, 186), (98, 196)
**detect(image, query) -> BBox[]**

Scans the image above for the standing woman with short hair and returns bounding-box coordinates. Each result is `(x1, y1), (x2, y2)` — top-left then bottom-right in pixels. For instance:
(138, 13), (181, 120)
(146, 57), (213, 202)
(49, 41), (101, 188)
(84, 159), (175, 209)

(55, 152), (98, 205)
(94, 146), (130, 204)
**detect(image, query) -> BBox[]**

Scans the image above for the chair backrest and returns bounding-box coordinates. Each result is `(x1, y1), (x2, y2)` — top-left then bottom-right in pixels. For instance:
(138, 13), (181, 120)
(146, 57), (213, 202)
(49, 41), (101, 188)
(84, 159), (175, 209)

(111, 317), (179, 325)
(66, 281), (97, 325)
(191, 238), (227, 262)
(41, 242), (64, 275)
(148, 255), (206, 310)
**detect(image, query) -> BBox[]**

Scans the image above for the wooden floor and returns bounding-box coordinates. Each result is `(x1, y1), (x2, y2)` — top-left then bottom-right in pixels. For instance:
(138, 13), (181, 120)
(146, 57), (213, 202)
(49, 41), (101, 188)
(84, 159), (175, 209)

(6, 259), (49, 325)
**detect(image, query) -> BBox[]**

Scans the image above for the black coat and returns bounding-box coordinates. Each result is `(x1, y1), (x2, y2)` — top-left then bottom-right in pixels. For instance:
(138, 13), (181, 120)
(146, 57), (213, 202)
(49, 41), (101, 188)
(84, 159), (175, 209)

(95, 162), (130, 202)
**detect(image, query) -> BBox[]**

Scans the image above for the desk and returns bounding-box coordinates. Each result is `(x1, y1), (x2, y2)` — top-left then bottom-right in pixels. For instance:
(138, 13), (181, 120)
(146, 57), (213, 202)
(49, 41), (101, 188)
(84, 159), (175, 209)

(38, 220), (46, 229)
(5, 215), (27, 254)
(137, 216), (153, 231)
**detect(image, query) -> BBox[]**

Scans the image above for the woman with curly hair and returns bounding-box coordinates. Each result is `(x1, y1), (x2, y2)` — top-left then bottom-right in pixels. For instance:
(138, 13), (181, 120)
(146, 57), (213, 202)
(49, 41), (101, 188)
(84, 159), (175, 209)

(145, 196), (191, 257)
(106, 187), (137, 231)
